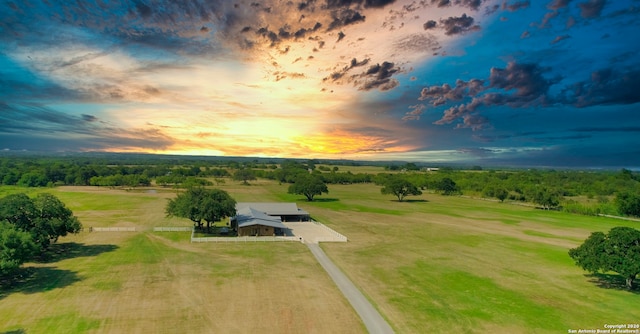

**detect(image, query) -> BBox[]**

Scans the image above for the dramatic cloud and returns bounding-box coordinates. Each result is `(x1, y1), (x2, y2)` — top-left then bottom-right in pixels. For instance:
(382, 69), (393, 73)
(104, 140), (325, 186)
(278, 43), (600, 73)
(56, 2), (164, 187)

(565, 68), (640, 107)
(1, 0), (638, 167)
(502, 1), (530, 12)
(421, 62), (553, 129)
(419, 79), (485, 106)
(423, 20), (438, 29)
(358, 62), (401, 91)
(0, 103), (175, 151)
(578, 0), (607, 18)
(547, 0), (572, 10)
(440, 14), (480, 35)
(456, 0), (484, 11)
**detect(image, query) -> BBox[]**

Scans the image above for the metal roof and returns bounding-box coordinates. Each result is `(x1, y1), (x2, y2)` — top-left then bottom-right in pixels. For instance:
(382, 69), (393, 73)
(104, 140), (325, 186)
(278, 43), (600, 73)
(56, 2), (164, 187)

(235, 202), (309, 216)
(235, 207), (288, 229)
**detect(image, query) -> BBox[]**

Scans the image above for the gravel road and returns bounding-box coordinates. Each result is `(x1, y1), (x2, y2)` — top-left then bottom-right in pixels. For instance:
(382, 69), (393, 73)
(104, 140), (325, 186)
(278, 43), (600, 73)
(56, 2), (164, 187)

(306, 243), (394, 334)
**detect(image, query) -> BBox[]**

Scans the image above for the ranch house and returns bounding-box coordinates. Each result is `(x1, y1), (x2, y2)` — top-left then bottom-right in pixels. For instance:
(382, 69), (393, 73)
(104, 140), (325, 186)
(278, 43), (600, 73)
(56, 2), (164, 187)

(231, 203), (310, 236)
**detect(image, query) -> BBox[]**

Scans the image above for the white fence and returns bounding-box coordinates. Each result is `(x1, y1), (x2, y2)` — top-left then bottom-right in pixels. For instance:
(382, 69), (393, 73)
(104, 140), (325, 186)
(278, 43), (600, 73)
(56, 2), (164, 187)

(153, 227), (193, 232)
(310, 220), (348, 242)
(191, 236), (301, 243)
(90, 227), (136, 232)
(598, 214), (640, 222)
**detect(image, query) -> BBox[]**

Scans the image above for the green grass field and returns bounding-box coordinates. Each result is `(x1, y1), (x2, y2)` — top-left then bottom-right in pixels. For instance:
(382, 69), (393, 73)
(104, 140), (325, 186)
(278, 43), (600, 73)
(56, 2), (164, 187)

(1, 178), (638, 333)
(0, 184), (364, 333)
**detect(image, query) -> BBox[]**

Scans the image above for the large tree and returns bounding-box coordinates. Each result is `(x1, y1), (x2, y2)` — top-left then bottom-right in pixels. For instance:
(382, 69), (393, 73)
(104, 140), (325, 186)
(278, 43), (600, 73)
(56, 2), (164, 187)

(435, 177), (460, 196)
(0, 193), (81, 276)
(531, 187), (561, 210)
(0, 222), (38, 275)
(0, 193), (82, 250)
(380, 176), (422, 202)
(569, 226), (640, 290)
(288, 174), (328, 201)
(233, 169), (257, 185)
(165, 187), (236, 231)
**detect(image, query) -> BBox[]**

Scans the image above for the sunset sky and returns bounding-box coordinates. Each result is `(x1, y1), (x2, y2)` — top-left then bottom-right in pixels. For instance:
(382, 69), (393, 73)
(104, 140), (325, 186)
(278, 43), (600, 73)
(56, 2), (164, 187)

(1, 0), (639, 167)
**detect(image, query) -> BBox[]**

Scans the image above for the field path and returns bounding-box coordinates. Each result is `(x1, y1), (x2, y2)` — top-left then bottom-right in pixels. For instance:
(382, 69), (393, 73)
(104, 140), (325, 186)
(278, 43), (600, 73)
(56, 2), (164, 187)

(307, 243), (394, 334)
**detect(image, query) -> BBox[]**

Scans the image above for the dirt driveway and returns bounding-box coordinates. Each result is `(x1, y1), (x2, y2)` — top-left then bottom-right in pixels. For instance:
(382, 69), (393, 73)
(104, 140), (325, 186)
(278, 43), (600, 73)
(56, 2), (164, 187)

(282, 221), (347, 243)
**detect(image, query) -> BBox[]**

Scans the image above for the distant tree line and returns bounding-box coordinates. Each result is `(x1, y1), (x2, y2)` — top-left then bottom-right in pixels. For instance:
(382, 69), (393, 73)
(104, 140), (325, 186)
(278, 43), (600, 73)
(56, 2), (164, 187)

(1, 157), (639, 217)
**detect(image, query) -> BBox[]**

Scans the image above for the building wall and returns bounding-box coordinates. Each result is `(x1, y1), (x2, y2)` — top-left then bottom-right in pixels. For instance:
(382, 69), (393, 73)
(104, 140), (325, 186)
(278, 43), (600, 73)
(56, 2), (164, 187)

(238, 225), (275, 236)
(281, 215), (310, 222)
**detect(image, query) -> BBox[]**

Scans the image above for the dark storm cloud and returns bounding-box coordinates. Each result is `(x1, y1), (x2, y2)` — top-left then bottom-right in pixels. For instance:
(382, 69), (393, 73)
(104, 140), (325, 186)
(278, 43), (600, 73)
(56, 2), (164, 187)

(358, 62), (401, 91)
(324, 60), (401, 91)
(578, 0), (606, 18)
(327, 8), (366, 31)
(0, 103), (86, 133)
(325, 0), (397, 9)
(564, 68), (640, 107)
(419, 79), (485, 106)
(547, 0), (572, 10)
(455, 0), (484, 11)
(363, 0), (397, 8)
(423, 20), (437, 29)
(0, 76), (84, 103)
(0, 0), (231, 57)
(323, 57), (370, 82)
(432, 0), (451, 8)
(81, 114), (98, 122)
(488, 62), (552, 99)
(133, 0), (153, 19)
(0, 103), (174, 151)
(420, 62), (553, 129)
(422, 59), (640, 133)
(502, 1), (530, 12)
(440, 14), (480, 35)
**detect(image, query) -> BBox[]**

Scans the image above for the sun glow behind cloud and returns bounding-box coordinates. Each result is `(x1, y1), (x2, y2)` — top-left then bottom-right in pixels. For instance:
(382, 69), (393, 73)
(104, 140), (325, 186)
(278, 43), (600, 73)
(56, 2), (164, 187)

(4, 0), (638, 166)
(3, 0), (500, 158)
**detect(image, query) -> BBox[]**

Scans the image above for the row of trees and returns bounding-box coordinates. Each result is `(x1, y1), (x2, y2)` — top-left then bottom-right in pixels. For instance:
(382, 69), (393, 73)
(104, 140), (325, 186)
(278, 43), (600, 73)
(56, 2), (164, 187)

(2, 156), (639, 216)
(0, 193), (82, 275)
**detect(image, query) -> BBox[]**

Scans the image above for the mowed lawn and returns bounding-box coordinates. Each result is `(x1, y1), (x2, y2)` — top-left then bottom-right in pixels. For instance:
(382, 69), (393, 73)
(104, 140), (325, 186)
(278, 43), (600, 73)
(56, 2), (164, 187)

(2, 180), (639, 333)
(0, 185), (364, 334)
(271, 182), (639, 333)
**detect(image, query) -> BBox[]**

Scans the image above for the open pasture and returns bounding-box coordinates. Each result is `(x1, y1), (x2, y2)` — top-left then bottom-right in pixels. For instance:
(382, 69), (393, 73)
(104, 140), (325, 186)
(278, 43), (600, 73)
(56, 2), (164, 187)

(1, 179), (639, 333)
(284, 182), (640, 333)
(0, 185), (364, 334)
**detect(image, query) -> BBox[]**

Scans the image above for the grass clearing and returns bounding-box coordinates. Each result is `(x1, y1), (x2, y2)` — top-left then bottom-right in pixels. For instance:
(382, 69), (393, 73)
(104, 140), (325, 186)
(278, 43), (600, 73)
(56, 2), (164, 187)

(0, 185), (364, 334)
(1, 180), (639, 333)
(311, 183), (639, 333)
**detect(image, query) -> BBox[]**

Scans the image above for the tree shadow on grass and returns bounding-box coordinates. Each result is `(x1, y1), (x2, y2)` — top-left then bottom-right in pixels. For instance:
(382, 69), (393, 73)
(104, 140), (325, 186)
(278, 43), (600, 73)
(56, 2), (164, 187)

(36, 242), (119, 264)
(310, 198), (340, 202)
(586, 273), (640, 294)
(0, 242), (118, 301)
(1, 330), (26, 334)
(0, 266), (82, 301)
(401, 199), (429, 203)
